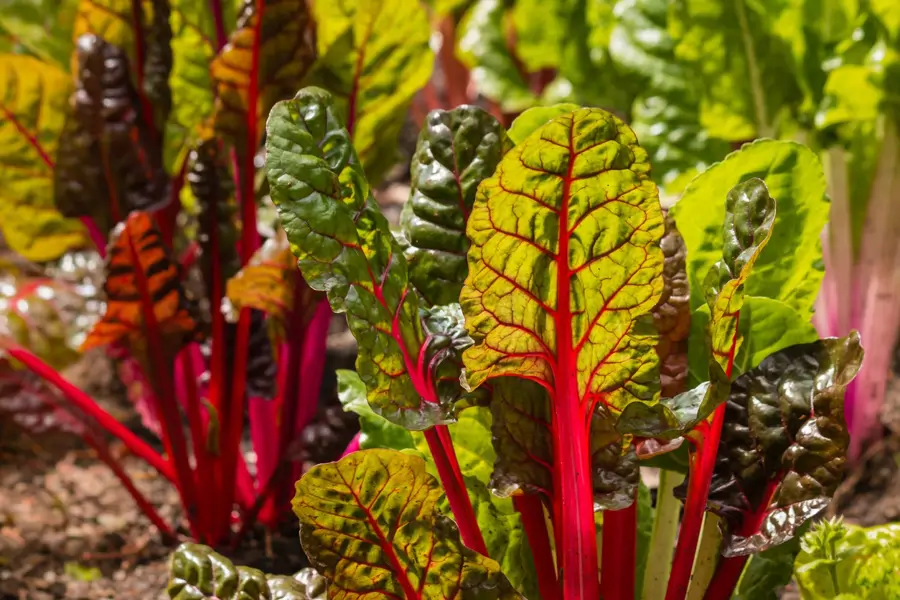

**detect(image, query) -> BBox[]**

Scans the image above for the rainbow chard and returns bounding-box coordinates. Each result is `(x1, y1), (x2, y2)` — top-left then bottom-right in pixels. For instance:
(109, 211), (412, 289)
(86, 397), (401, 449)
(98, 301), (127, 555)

(462, 108), (665, 598)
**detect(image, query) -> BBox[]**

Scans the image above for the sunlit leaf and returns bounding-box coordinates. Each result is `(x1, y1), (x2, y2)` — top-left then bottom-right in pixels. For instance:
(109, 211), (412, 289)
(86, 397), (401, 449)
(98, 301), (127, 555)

(266, 87), (458, 429)
(55, 35), (168, 233)
(210, 0), (316, 155)
(309, 0), (434, 182)
(168, 543), (327, 599)
(294, 450), (519, 599)
(401, 105), (512, 307)
(0, 0), (77, 66)
(506, 103), (580, 144)
(0, 55), (86, 261)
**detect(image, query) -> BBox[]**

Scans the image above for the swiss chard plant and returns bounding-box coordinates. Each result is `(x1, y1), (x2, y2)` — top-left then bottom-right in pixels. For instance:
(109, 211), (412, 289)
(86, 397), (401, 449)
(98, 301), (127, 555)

(164, 89), (863, 599)
(0, 0), (442, 545)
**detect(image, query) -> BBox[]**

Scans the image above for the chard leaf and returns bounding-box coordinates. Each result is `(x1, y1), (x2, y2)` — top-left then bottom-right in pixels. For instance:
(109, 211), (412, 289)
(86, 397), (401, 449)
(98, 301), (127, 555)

(709, 335), (863, 556)
(165, 0), (220, 172)
(507, 103), (581, 144)
(308, 0), (433, 183)
(668, 0), (802, 140)
(81, 212), (201, 359)
(652, 214), (690, 398)
(401, 106), (513, 307)
(732, 533), (804, 600)
(461, 107), (665, 581)
(337, 369), (415, 451)
(168, 543), (327, 599)
(294, 450), (519, 599)
(0, 0), (76, 66)
(210, 0), (316, 155)
(224, 234), (296, 346)
(55, 35), (169, 233)
(457, 0), (535, 112)
(72, 0), (139, 68)
(671, 139), (828, 322)
(0, 55), (86, 261)
(618, 178), (776, 439)
(266, 87), (456, 429)
(143, 0), (172, 134)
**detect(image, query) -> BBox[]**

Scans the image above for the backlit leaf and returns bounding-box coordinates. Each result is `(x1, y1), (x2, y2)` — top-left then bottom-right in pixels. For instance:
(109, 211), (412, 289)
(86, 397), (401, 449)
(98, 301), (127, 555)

(210, 0), (316, 154)
(72, 0), (137, 67)
(165, 0), (219, 172)
(168, 543), (327, 599)
(709, 334), (863, 556)
(266, 87), (456, 429)
(0, 0), (77, 66)
(507, 103), (580, 145)
(309, 0), (434, 182)
(81, 212), (201, 357)
(294, 450), (519, 599)
(0, 55), (86, 261)
(671, 134), (828, 322)
(617, 179), (777, 439)
(55, 35), (168, 233)
(401, 106), (513, 307)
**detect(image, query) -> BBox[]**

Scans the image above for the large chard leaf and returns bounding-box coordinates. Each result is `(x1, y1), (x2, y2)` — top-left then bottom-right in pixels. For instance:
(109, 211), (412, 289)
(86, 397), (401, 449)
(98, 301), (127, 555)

(308, 0), (433, 183)
(0, 55), (86, 261)
(671, 139), (828, 322)
(81, 212), (201, 360)
(294, 450), (519, 599)
(168, 543), (327, 599)
(55, 34), (168, 233)
(401, 106), (513, 307)
(708, 334), (863, 556)
(668, 0), (802, 141)
(266, 87), (457, 429)
(0, 0), (77, 66)
(210, 0), (316, 154)
(617, 178), (776, 439)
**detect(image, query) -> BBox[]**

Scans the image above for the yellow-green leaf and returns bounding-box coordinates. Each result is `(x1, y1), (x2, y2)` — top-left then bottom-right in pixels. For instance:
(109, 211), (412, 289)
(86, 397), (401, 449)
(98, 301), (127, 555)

(308, 0), (434, 183)
(210, 0), (315, 154)
(72, 0), (137, 67)
(294, 449), (519, 599)
(0, 55), (86, 261)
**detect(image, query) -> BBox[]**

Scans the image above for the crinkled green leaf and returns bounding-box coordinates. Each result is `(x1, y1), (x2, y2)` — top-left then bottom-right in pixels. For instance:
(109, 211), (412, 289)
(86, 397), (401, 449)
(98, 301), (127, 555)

(167, 543), (327, 599)
(401, 105), (513, 307)
(266, 87), (456, 429)
(652, 214), (691, 399)
(0, 54), (86, 261)
(294, 450), (520, 599)
(708, 334), (863, 556)
(507, 103), (580, 144)
(55, 35), (168, 233)
(307, 0), (433, 183)
(795, 518), (900, 599)
(457, 0), (535, 112)
(210, 0), (316, 155)
(618, 179), (776, 439)
(671, 139), (828, 322)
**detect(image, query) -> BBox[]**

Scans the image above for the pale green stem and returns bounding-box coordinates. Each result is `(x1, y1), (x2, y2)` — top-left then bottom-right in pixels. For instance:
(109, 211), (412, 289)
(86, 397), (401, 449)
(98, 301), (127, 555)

(735, 0), (772, 138)
(686, 513), (723, 600)
(642, 469), (685, 600)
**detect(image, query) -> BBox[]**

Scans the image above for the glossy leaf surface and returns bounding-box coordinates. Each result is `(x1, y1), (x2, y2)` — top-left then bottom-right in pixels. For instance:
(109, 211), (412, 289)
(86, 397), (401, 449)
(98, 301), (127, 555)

(401, 106), (512, 306)
(81, 212), (201, 356)
(168, 543), (327, 599)
(671, 139), (828, 321)
(618, 179), (776, 439)
(709, 335), (863, 556)
(309, 0), (433, 182)
(0, 55), (86, 261)
(210, 0), (316, 152)
(55, 34), (168, 232)
(294, 450), (519, 599)
(266, 87), (450, 429)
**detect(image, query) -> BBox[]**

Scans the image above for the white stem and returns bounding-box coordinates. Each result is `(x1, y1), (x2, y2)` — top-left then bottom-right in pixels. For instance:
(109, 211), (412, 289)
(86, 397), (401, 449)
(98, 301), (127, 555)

(642, 469), (686, 600)
(686, 513), (723, 600)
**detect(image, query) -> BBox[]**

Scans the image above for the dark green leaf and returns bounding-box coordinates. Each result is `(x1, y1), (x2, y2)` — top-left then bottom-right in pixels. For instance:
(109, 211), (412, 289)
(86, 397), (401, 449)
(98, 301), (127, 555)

(401, 105), (512, 307)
